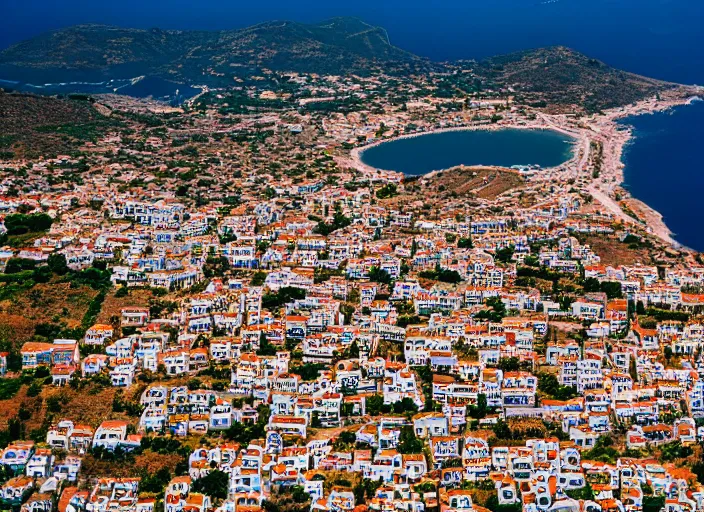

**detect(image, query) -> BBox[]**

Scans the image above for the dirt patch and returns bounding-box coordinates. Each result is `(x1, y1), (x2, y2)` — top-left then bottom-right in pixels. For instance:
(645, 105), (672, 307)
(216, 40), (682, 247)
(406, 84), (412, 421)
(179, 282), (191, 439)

(97, 287), (157, 324)
(134, 451), (184, 475)
(0, 383), (138, 434)
(0, 90), (121, 160)
(81, 450), (183, 480)
(420, 166), (524, 200)
(380, 166), (524, 210)
(474, 172), (524, 200)
(0, 385), (34, 430)
(0, 281), (98, 347)
(50, 386), (124, 429)
(0, 315), (35, 349)
(581, 234), (653, 267)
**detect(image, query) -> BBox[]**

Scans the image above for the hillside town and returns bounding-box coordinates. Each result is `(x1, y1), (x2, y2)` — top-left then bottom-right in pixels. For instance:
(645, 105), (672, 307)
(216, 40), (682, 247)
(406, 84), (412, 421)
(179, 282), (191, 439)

(0, 66), (702, 512)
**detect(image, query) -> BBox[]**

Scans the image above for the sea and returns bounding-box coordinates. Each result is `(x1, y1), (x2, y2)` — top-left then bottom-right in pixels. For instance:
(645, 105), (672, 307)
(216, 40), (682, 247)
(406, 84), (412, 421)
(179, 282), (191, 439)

(620, 99), (704, 251)
(360, 129), (575, 175)
(0, 76), (202, 105)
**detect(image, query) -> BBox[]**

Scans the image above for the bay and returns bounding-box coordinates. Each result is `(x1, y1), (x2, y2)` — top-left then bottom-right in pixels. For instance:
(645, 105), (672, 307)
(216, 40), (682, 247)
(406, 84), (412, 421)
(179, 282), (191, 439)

(0, 75), (201, 105)
(360, 128), (575, 175)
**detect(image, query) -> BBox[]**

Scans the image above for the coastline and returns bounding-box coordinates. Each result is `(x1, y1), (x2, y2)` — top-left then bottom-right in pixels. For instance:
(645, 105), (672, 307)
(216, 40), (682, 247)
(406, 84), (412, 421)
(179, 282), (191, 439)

(351, 124), (578, 172)
(587, 93), (702, 250)
(343, 90), (702, 251)
(345, 124), (581, 187)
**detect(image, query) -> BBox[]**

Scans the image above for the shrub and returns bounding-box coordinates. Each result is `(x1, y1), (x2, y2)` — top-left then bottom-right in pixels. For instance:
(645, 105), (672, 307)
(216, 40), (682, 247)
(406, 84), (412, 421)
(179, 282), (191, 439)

(4, 213), (53, 235)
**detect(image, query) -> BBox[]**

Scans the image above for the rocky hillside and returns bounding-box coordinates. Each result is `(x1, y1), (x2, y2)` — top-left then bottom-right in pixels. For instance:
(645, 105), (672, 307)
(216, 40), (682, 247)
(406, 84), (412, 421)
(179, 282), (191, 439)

(0, 91), (119, 159)
(476, 46), (673, 112)
(0, 17), (424, 84)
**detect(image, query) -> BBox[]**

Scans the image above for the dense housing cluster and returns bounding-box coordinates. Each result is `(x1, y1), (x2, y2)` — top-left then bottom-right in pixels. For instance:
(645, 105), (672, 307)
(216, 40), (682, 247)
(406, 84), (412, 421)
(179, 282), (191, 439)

(0, 60), (701, 512)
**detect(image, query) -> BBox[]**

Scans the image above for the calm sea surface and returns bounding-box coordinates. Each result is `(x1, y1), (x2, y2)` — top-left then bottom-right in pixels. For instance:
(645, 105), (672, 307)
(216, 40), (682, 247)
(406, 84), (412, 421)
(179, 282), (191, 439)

(360, 128), (575, 175)
(0, 76), (201, 105)
(620, 99), (704, 251)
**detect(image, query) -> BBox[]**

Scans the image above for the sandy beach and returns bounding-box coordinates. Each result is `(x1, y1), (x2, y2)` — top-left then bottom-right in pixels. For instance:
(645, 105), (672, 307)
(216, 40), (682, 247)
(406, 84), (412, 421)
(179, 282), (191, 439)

(342, 88), (702, 250)
(584, 93), (702, 249)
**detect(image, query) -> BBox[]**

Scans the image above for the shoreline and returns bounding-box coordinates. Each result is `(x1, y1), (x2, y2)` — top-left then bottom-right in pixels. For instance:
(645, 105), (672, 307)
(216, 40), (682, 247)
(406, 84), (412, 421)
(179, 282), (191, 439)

(586, 93), (702, 250)
(351, 124), (579, 174)
(343, 90), (702, 251)
(350, 123), (578, 165)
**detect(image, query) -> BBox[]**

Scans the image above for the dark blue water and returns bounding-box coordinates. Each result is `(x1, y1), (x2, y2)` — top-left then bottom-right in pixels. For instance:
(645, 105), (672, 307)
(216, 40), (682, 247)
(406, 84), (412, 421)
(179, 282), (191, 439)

(360, 129), (575, 175)
(620, 99), (704, 251)
(0, 76), (201, 105)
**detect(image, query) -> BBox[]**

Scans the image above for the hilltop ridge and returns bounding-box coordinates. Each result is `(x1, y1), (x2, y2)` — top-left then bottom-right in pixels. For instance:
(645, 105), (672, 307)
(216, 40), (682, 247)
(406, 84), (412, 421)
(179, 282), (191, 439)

(0, 17), (425, 84)
(475, 45), (672, 112)
(0, 21), (681, 112)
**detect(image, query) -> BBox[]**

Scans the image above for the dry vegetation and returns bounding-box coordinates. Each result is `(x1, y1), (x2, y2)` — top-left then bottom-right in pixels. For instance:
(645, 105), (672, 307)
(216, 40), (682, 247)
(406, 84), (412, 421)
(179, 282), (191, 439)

(81, 450), (183, 479)
(581, 234), (653, 267)
(0, 281), (98, 348)
(97, 287), (157, 324)
(0, 383), (137, 431)
(0, 91), (119, 159)
(390, 166), (524, 209)
(477, 46), (673, 113)
(421, 166), (524, 200)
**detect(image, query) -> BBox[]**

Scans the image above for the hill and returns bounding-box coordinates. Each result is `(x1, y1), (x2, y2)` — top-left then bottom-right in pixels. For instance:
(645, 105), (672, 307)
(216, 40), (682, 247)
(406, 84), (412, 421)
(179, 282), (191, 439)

(475, 46), (674, 113)
(0, 91), (120, 159)
(0, 25), (676, 112)
(0, 18), (424, 85)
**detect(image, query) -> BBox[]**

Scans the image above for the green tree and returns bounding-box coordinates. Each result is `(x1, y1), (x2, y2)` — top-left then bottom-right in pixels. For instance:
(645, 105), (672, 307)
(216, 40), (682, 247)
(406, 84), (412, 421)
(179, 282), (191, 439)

(393, 397), (419, 415)
(47, 253), (69, 275)
(397, 426), (424, 453)
(583, 277), (601, 293)
(203, 256), (230, 278)
(523, 255), (540, 267)
(492, 420), (512, 439)
(4, 213), (53, 235)
(311, 411), (322, 428)
(494, 245), (515, 263)
(418, 265), (462, 284)
(581, 435), (620, 464)
(314, 209), (352, 236)
(337, 430), (357, 446)
(32, 265), (52, 283)
(566, 482), (594, 501)
(484, 495), (521, 512)
(457, 236), (473, 249)
(346, 340), (360, 359)
(636, 301), (646, 315)
(5, 258), (36, 274)
(538, 373), (579, 400)
(368, 266), (392, 285)
(250, 271), (267, 286)
(376, 183), (398, 199)
(261, 286), (306, 310)
(192, 470), (229, 500)
(599, 281), (623, 299)
(366, 394), (385, 416)
(257, 332), (276, 356)
(289, 363), (325, 382)
(643, 495), (665, 512)
(498, 357), (520, 372)
(474, 296), (507, 323)
(468, 393), (488, 419)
